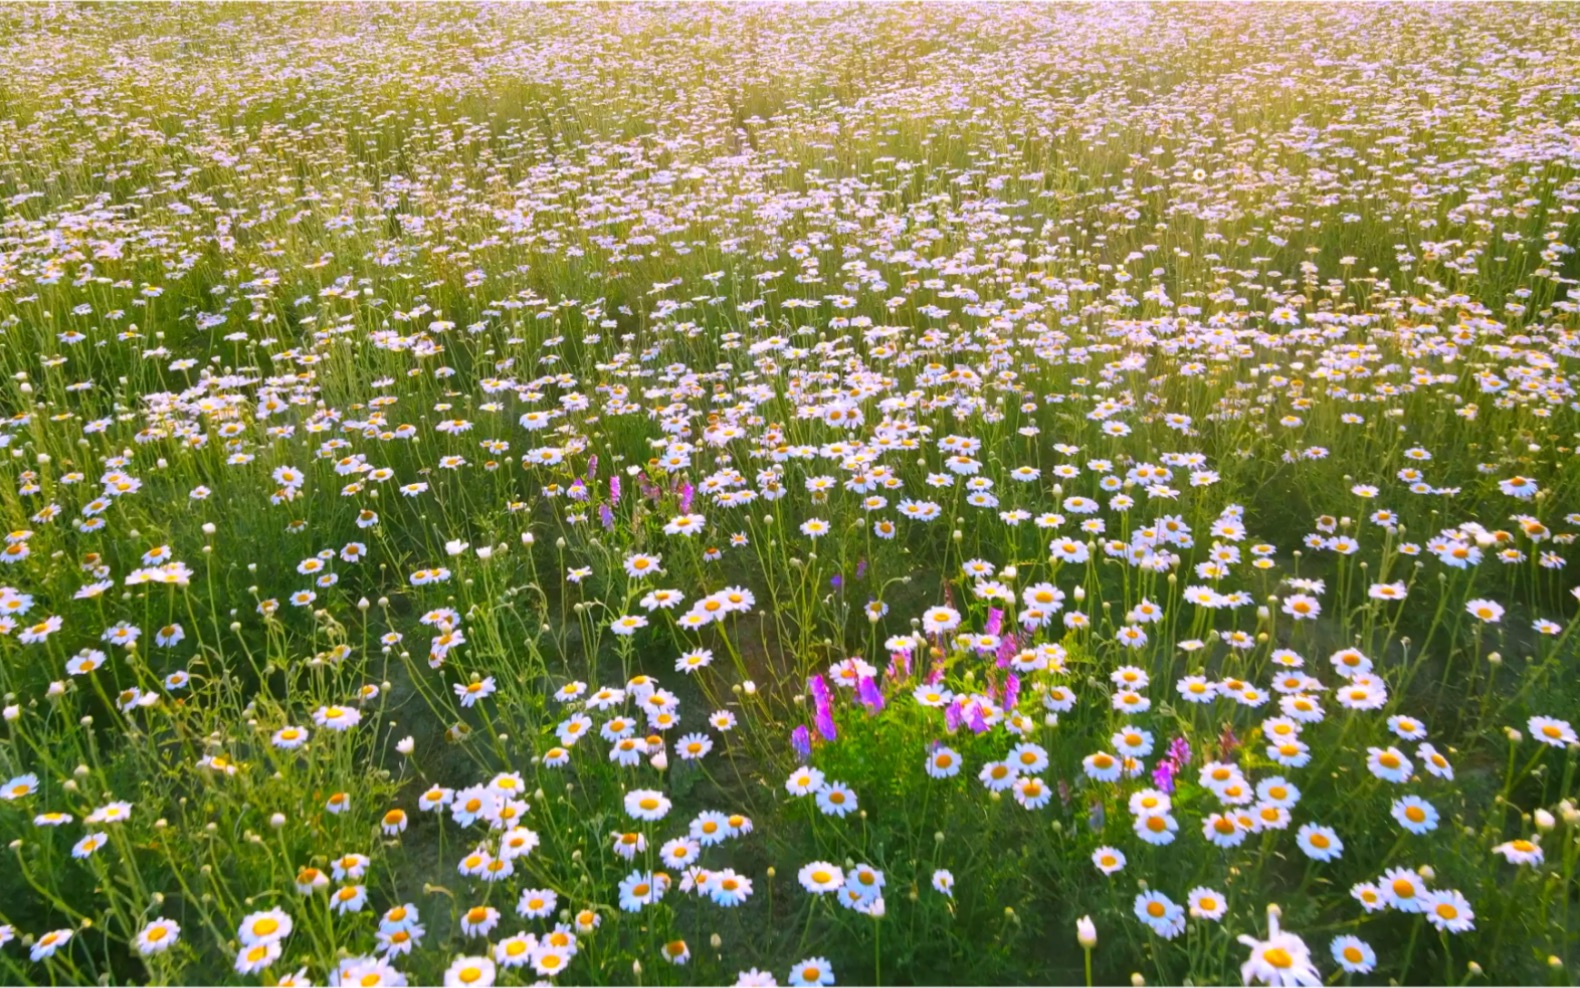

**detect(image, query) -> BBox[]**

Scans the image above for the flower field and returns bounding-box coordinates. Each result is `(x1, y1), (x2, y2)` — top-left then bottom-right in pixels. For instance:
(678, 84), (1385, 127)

(1, 3), (1579, 985)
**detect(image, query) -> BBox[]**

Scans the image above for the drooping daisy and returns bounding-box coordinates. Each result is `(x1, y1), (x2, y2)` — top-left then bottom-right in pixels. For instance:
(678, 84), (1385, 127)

(1493, 837), (1543, 866)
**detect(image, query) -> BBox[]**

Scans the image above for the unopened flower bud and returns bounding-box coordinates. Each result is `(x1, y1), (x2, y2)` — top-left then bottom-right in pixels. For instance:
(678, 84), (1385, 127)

(1078, 915), (1097, 948)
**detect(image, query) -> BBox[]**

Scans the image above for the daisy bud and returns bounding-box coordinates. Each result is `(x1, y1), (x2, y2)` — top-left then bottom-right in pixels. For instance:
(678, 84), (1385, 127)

(1560, 801), (1579, 826)
(1549, 957), (1563, 969)
(1001, 566), (1017, 580)
(710, 934), (722, 950)
(1131, 974), (1145, 987)
(476, 546), (493, 561)
(632, 961), (642, 977)
(742, 681), (757, 695)
(1535, 809), (1556, 831)
(1073, 586), (1086, 601)
(1418, 865), (1435, 881)
(357, 597), (371, 611)
(1468, 962), (1482, 976)
(650, 752), (668, 771)
(521, 532), (534, 545)
(1077, 915), (1097, 948)
(396, 736), (415, 755)
(2, 705), (16, 721)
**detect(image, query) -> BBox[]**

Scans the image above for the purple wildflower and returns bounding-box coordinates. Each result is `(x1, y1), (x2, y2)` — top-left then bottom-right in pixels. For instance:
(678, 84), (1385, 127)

(967, 703), (989, 735)
(808, 674), (831, 709)
(815, 706), (837, 742)
(856, 675), (885, 714)
(1152, 758), (1178, 795)
(790, 724), (813, 760)
(944, 699), (964, 734)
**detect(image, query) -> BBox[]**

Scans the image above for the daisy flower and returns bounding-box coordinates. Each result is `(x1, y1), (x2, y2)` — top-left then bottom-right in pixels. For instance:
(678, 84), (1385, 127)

(1330, 936), (1375, 975)
(798, 861), (845, 894)
(788, 957), (834, 987)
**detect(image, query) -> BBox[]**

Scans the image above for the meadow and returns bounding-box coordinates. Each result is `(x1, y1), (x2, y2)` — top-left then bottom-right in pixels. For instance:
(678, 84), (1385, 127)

(0, 3), (1577, 985)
